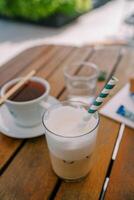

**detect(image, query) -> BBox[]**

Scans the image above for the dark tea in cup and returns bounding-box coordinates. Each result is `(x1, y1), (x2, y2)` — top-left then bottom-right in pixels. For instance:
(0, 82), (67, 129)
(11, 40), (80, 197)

(0, 77), (50, 127)
(8, 80), (46, 102)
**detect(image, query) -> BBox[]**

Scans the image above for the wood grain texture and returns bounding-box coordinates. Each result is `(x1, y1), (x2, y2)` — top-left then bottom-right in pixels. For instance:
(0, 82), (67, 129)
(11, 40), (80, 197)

(54, 117), (120, 200)
(0, 45), (132, 200)
(48, 47), (93, 98)
(105, 127), (134, 200)
(0, 45), (52, 171)
(0, 46), (50, 172)
(19, 45), (64, 77)
(0, 45), (47, 73)
(55, 47), (122, 200)
(0, 45), (73, 172)
(0, 45), (51, 86)
(0, 137), (58, 200)
(0, 46), (93, 200)
(99, 47), (134, 144)
(0, 135), (22, 172)
(111, 47), (134, 93)
(83, 46), (121, 94)
(56, 46), (134, 200)
(59, 46), (121, 101)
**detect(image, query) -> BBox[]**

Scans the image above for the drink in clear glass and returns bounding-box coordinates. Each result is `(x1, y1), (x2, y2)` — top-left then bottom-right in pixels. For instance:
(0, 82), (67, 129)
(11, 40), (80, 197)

(64, 62), (99, 104)
(43, 101), (99, 182)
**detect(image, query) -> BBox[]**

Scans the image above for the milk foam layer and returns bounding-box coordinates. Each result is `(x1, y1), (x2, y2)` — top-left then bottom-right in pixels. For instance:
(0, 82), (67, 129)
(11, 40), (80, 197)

(44, 105), (98, 161)
(45, 106), (97, 137)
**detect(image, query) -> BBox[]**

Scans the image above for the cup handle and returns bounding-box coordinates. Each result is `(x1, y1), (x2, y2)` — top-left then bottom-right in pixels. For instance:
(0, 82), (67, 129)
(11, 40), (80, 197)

(39, 101), (51, 109)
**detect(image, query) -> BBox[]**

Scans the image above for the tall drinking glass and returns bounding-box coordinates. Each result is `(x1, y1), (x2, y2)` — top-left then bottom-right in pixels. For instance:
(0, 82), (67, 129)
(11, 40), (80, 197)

(43, 101), (99, 182)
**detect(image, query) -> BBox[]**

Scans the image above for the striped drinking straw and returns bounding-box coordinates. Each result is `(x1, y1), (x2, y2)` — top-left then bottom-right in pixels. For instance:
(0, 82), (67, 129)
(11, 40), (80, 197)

(83, 76), (118, 121)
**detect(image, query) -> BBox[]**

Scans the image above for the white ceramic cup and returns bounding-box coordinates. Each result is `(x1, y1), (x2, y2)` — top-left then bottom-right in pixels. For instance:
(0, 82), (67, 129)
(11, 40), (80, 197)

(0, 76), (50, 127)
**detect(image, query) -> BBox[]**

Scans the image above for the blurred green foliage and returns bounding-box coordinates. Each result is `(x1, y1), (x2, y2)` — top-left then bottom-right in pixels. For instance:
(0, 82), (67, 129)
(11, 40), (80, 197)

(0, 0), (92, 21)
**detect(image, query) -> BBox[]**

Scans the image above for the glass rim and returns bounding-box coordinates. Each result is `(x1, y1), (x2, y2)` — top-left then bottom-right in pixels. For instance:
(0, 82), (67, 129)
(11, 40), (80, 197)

(42, 100), (100, 139)
(64, 62), (99, 81)
(0, 76), (50, 105)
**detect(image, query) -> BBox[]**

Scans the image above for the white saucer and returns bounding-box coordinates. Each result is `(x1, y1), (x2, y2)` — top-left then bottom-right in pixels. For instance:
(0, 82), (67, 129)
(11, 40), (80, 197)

(0, 96), (59, 139)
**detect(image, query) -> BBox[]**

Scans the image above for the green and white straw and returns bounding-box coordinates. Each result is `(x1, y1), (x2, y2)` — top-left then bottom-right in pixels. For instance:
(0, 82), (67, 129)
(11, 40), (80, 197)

(83, 76), (118, 121)
(72, 76), (118, 130)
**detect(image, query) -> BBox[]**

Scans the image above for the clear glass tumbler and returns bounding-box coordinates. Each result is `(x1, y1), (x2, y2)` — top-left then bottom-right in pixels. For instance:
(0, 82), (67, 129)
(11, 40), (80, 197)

(43, 101), (99, 182)
(64, 62), (99, 104)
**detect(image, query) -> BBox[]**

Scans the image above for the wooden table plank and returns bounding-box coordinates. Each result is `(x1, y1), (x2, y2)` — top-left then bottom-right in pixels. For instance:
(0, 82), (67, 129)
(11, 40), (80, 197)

(55, 47), (122, 200)
(56, 46), (134, 200)
(19, 45), (68, 77)
(0, 45), (47, 73)
(110, 47), (134, 93)
(0, 45), (74, 173)
(0, 45), (53, 173)
(105, 127), (134, 200)
(55, 116), (121, 200)
(103, 47), (134, 200)
(0, 137), (58, 200)
(85, 46), (121, 94)
(36, 46), (75, 79)
(0, 45), (51, 86)
(48, 47), (93, 97)
(60, 46), (122, 149)
(60, 46), (121, 101)
(0, 135), (23, 175)
(0, 45), (133, 200)
(0, 46), (93, 200)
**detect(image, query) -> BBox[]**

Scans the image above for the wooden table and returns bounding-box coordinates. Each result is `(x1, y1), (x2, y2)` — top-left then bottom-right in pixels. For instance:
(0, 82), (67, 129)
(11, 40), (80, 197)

(0, 44), (134, 200)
